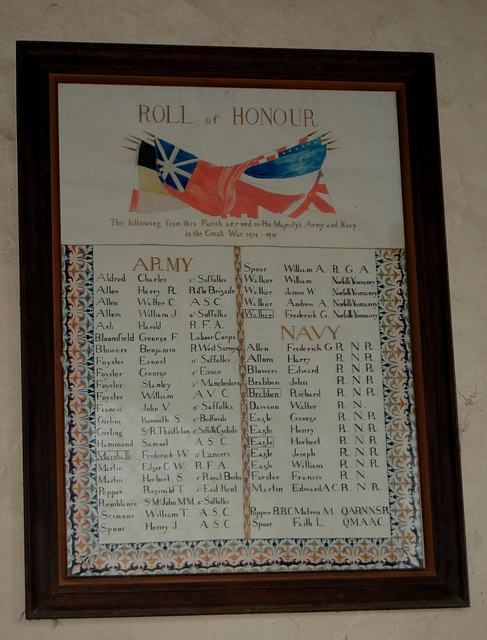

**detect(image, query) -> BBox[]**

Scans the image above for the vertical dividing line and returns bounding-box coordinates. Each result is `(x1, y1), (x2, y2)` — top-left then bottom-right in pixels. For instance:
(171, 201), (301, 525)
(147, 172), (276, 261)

(234, 246), (251, 538)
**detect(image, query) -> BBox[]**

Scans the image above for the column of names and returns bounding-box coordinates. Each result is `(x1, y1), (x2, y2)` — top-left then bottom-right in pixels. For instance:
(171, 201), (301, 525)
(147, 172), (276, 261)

(90, 244), (391, 545)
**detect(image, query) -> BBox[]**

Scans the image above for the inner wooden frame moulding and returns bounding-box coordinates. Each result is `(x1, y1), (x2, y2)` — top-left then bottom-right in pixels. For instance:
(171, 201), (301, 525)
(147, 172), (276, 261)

(17, 41), (468, 618)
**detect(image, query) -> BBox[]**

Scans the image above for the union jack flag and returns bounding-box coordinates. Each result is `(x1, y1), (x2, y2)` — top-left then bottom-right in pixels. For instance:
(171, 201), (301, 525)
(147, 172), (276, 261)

(128, 132), (335, 219)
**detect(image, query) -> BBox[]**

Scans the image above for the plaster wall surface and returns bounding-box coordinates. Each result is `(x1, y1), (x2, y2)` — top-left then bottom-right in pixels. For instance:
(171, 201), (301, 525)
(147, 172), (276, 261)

(1, 1), (486, 638)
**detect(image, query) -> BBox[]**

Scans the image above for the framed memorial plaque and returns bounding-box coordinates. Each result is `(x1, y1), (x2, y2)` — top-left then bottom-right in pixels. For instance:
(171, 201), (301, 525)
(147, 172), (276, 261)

(17, 42), (468, 618)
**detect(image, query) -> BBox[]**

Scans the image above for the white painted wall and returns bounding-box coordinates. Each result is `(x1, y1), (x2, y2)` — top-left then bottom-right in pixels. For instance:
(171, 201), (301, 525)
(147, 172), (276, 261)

(1, 1), (486, 638)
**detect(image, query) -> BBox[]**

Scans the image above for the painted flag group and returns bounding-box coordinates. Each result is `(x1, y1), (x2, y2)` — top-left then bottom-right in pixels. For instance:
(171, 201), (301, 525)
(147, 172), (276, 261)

(128, 132), (336, 219)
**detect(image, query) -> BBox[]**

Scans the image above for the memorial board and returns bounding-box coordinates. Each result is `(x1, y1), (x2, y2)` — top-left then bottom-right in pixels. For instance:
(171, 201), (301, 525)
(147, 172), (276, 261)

(17, 42), (468, 617)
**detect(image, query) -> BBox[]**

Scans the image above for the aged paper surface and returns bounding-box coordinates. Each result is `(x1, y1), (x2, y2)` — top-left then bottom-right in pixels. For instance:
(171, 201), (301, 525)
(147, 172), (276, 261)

(58, 83), (422, 574)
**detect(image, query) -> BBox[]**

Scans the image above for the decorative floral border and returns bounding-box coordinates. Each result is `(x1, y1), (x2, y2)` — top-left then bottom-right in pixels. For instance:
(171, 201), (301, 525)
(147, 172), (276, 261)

(376, 249), (423, 566)
(234, 246), (251, 538)
(62, 245), (423, 576)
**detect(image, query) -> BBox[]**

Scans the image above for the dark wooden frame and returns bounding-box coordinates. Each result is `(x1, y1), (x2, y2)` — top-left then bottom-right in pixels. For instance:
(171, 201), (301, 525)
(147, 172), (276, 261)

(17, 41), (468, 618)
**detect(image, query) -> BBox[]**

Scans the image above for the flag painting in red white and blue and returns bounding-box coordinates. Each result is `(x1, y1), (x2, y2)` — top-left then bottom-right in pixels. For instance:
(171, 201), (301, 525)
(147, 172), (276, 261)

(129, 132), (336, 219)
